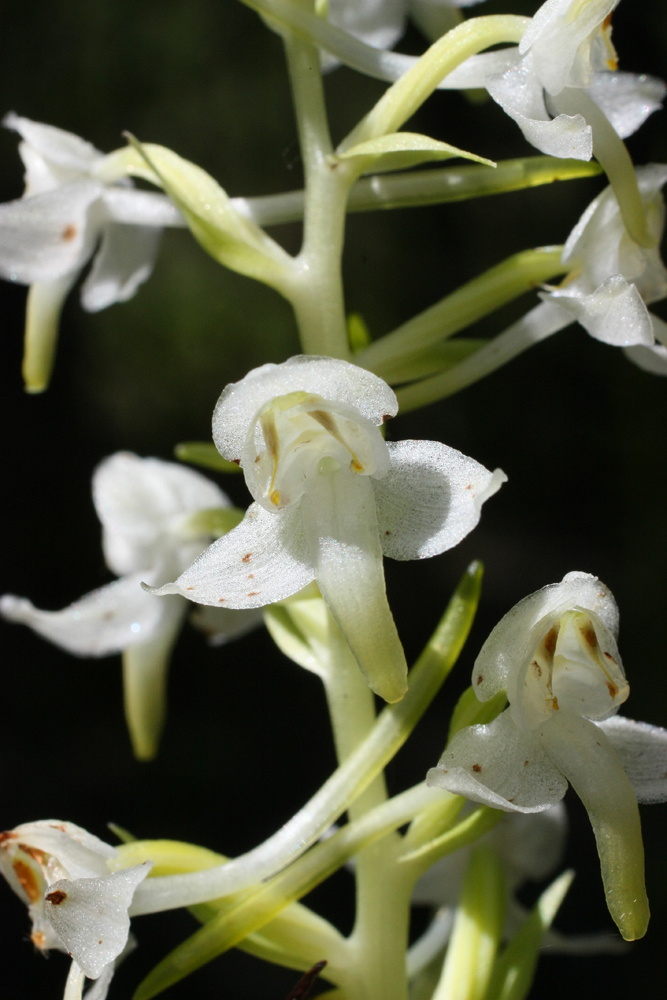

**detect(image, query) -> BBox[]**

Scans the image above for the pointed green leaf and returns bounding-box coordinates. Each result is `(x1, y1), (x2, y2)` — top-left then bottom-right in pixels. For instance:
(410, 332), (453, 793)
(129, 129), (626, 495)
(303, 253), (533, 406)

(125, 136), (295, 290)
(337, 132), (495, 174)
(175, 441), (243, 474)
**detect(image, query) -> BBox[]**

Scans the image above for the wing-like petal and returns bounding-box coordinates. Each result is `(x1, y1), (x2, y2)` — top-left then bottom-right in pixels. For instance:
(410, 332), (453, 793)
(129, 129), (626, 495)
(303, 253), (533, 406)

(0, 182), (101, 284)
(539, 711), (649, 940)
(473, 571), (618, 703)
(0, 574), (166, 657)
(3, 113), (102, 174)
(80, 223), (162, 312)
(373, 440), (506, 560)
(427, 710), (567, 812)
(213, 356), (398, 463)
(544, 275), (655, 347)
(45, 864), (151, 979)
(299, 471), (407, 702)
(588, 72), (666, 139)
(623, 342), (667, 375)
(597, 715), (667, 804)
(147, 502), (314, 608)
(93, 452), (228, 576)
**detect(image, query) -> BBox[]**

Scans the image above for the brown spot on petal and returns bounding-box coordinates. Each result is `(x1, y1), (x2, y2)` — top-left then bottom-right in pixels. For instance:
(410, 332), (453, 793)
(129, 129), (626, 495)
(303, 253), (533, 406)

(543, 626), (558, 657)
(583, 624), (598, 648)
(381, 415), (392, 424)
(242, 553), (252, 563)
(0, 831), (17, 845)
(18, 844), (46, 865)
(472, 764), (482, 773)
(45, 889), (67, 905)
(524, 760), (529, 766)
(247, 591), (260, 597)
(532, 660), (542, 678)
(476, 674), (483, 685)
(385, 530), (391, 535)
(98, 940), (103, 945)
(232, 458), (241, 466)
(247, 574), (254, 579)
(61, 225), (77, 242)
(31, 931), (46, 951)
(186, 587), (194, 591)
(606, 680), (619, 699)
(466, 484), (472, 490)
(217, 597), (226, 603)
(14, 861), (41, 903)
(552, 696), (559, 711)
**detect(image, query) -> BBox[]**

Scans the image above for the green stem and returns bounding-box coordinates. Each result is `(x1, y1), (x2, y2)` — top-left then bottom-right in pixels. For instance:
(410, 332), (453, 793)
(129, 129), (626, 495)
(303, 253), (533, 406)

(358, 248), (566, 379)
(282, 16), (352, 359)
(394, 299), (568, 412)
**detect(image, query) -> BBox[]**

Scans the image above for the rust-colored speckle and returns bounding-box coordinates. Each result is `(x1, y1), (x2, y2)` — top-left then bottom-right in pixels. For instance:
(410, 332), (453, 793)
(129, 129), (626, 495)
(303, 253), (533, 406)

(385, 530), (391, 535)
(476, 674), (483, 685)
(13, 860), (41, 903)
(606, 680), (619, 699)
(0, 831), (17, 845)
(247, 573), (254, 579)
(552, 696), (559, 711)
(524, 760), (529, 766)
(45, 889), (67, 906)
(31, 930), (46, 951)
(247, 591), (260, 597)
(18, 844), (46, 865)
(603, 651), (616, 662)
(543, 626), (558, 657)
(218, 597), (226, 603)
(98, 940), (103, 945)
(186, 586), (194, 591)
(381, 414), (392, 424)
(466, 484), (472, 490)
(242, 553), (252, 563)
(61, 224), (77, 242)
(48, 824), (66, 832)
(583, 624), (598, 648)
(532, 660), (542, 678)
(472, 763), (482, 773)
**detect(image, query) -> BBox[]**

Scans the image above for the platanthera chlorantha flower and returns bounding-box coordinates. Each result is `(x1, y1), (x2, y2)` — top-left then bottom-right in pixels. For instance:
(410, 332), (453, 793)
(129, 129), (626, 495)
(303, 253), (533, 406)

(438, 0), (665, 164)
(147, 356), (506, 704)
(0, 114), (182, 392)
(0, 819), (150, 995)
(1, 453), (260, 761)
(427, 572), (667, 941)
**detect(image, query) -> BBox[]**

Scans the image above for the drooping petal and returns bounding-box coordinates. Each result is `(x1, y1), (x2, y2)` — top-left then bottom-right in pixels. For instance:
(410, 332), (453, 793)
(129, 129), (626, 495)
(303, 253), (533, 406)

(539, 710), (649, 940)
(22, 274), (79, 393)
(80, 223), (162, 312)
(597, 716), (667, 804)
(45, 864), (152, 979)
(544, 274), (655, 347)
(299, 470), (408, 702)
(101, 187), (184, 228)
(212, 356), (398, 464)
(146, 502), (314, 608)
(0, 573), (167, 657)
(0, 182), (102, 284)
(472, 572), (618, 704)
(427, 709), (568, 812)
(587, 72), (666, 139)
(373, 440), (506, 560)
(189, 605), (265, 646)
(3, 113), (103, 176)
(486, 59), (593, 160)
(93, 452), (227, 576)
(122, 596), (187, 761)
(623, 342), (667, 375)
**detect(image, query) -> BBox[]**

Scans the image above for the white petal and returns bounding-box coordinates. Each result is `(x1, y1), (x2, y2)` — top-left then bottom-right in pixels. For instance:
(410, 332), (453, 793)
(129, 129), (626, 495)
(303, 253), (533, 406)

(545, 275), (655, 346)
(122, 596), (187, 761)
(373, 440), (506, 560)
(2, 820), (117, 880)
(45, 864), (151, 979)
(93, 452), (228, 576)
(0, 182), (101, 284)
(486, 59), (593, 160)
(3, 114), (103, 174)
(82, 962), (116, 1000)
(472, 572), (618, 704)
(189, 605), (265, 646)
(212, 356), (398, 464)
(438, 48), (521, 90)
(597, 715), (667, 804)
(427, 709), (567, 812)
(80, 223), (162, 312)
(623, 342), (667, 376)
(587, 72), (666, 139)
(328, 0), (405, 49)
(101, 188), (184, 228)
(0, 574), (168, 657)
(539, 711), (649, 940)
(147, 502), (314, 608)
(299, 470), (408, 702)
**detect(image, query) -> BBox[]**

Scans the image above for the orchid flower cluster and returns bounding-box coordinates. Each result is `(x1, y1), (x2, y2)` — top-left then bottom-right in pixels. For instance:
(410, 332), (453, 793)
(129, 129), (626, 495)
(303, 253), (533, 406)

(1, 2), (667, 1000)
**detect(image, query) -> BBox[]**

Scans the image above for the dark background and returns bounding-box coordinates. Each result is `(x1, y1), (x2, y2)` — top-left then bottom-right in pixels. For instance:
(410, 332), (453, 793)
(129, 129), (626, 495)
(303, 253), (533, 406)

(1, 1), (666, 998)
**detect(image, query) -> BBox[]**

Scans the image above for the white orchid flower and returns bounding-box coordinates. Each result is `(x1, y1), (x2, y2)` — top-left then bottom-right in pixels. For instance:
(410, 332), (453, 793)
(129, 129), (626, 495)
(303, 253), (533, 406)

(147, 356), (505, 704)
(0, 114), (182, 392)
(1, 453), (260, 760)
(0, 819), (150, 996)
(436, 0), (665, 166)
(427, 571), (667, 941)
(420, 165), (667, 402)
